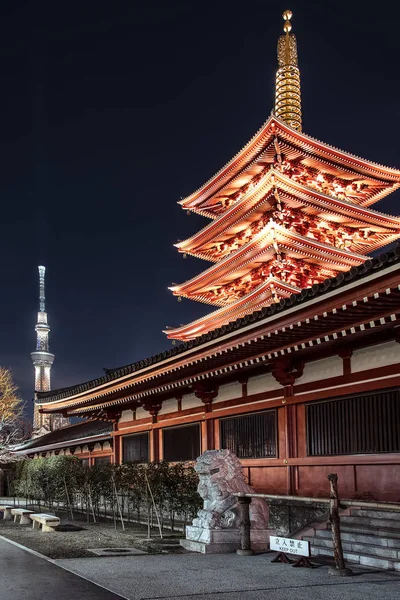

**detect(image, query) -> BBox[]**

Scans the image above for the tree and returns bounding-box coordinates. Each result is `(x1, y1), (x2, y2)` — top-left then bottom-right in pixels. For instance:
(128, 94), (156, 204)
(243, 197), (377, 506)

(0, 367), (26, 463)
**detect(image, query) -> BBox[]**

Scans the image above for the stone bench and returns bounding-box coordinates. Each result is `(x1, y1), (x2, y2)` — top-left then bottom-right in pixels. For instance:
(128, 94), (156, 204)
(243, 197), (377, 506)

(30, 513), (60, 532)
(0, 505), (14, 520)
(11, 508), (35, 525)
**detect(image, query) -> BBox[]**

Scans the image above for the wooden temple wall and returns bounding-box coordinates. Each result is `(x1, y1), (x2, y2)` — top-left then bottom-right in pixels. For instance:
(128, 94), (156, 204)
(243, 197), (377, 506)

(74, 442), (113, 467)
(32, 441), (113, 467)
(115, 340), (400, 503)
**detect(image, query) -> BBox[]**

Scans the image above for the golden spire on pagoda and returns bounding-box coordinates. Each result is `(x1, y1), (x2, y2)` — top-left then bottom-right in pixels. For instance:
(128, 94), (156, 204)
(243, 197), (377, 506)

(275, 10), (302, 131)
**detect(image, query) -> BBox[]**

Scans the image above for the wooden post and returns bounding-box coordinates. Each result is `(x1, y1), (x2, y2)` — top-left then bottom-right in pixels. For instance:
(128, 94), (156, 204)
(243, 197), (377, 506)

(236, 496), (254, 556)
(327, 473), (352, 576)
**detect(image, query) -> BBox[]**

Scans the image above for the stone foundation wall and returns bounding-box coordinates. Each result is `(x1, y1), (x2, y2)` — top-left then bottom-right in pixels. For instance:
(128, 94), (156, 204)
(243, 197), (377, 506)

(267, 498), (329, 536)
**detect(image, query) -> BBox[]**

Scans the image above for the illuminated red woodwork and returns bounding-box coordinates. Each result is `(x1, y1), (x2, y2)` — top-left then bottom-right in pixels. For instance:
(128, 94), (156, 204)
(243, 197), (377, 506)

(165, 23), (400, 341)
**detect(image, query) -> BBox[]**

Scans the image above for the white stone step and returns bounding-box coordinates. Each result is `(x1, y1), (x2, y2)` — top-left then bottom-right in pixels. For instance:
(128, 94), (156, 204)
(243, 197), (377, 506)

(305, 536), (399, 560)
(314, 527), (400, 548)
(340, 515), (400, 529)
(310, 545), (400, 571)
(299, 506), (400, 570)
(340, 522), (400, 538)
(350, 509), (400, 521)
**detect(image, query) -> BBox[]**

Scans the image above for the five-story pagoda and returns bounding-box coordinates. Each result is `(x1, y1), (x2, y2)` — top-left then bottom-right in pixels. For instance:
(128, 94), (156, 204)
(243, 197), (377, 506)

(165, 11), (400, 342)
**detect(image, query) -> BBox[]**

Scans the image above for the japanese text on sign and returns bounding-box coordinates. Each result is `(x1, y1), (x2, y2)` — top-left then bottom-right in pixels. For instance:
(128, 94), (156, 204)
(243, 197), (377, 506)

(270, 536), (310, 557)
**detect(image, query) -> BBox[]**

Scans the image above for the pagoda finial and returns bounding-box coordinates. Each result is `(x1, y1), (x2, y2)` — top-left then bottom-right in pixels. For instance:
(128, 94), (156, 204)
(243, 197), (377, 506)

(275, 10), (302, 131)
(282, 10), (293, 32)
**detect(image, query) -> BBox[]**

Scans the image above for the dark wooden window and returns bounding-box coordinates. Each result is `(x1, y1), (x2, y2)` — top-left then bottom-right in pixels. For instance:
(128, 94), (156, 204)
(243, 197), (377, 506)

(94, 456), (111, 465)
(163, 424), (200, 462)
(307, 390), (400, 456)
(122, 433), (149, 463)
(80, 458), (89, 468)
(220, 410), (277, 458)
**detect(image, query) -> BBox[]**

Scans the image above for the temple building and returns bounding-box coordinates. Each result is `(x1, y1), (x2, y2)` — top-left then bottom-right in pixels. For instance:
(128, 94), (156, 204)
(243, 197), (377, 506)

(22, 12), (400, 504)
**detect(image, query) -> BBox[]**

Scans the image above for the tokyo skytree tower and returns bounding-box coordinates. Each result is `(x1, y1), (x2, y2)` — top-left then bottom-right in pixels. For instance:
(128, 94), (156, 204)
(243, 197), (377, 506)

(31, 265), (55, 430)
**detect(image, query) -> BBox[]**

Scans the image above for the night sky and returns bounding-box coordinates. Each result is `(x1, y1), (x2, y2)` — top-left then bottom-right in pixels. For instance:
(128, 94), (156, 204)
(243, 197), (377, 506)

(1, 1), (399, 421)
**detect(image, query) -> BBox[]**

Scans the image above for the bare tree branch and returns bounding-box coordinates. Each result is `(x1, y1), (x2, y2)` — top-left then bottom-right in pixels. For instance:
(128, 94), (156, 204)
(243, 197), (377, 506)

(0, 367), (29, 463)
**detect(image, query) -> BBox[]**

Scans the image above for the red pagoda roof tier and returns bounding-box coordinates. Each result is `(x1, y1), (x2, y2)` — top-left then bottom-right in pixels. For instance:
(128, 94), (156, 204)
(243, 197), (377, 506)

(166, 278), (299, 340)
(171, 223), (368, 301)
(176, 170), (400, 261)
(182, 259), (335, 307)
(179, 117), (400, 218)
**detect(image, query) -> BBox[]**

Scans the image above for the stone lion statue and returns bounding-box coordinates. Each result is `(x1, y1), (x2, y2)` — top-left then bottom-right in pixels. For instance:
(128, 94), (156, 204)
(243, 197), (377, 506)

(192, 449), (269, 530)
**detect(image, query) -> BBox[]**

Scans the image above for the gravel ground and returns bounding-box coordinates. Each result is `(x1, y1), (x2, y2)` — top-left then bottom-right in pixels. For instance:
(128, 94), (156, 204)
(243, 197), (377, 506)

(0, 510), (182, 559)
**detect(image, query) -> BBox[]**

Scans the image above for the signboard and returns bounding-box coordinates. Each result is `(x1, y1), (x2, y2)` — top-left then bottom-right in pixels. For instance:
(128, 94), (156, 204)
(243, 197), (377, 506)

(270, 536), (310, 557)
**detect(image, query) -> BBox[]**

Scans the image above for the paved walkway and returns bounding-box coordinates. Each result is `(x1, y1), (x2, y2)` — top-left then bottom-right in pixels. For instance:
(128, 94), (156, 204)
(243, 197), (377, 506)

(0, 537), (125, 600)
(57, 553), (400, 600)
(1, 535), (399, 600)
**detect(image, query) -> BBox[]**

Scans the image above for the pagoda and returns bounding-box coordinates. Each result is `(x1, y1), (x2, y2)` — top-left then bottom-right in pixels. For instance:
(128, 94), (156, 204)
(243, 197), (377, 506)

(165, 11), (400, 341)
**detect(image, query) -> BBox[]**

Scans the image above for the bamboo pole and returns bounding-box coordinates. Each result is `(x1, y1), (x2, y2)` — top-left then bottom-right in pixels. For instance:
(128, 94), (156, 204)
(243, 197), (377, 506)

(86, 491), (89, 525)
(112, 491), (116, 530)
(144, 472), (163, 539)
(112, 475), (125, 531)
(146, 486), (151, 539)
(64, 476), (74, 521)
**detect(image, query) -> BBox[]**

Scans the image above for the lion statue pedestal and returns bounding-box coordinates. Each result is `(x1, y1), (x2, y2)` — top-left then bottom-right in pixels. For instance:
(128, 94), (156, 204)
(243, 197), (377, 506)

(180, 449), (271, 554)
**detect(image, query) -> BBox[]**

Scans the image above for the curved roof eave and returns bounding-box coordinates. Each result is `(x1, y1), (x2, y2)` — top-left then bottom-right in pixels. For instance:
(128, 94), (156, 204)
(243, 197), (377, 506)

(180, 116), (400, 210)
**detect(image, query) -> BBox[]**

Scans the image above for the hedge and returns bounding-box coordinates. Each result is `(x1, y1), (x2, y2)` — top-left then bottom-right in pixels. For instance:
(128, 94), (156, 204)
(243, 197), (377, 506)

(12, 457), (201, 531)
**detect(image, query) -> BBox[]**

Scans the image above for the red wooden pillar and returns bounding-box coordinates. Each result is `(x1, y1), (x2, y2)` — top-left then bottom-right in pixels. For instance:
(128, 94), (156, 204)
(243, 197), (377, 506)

(201, 420), (208, 452)
(284, 403), (298, 494)
(158, 429), (163, 461)
(142, 401), (162, 462)
(113, 422), (121, 465)
(193, 384), (218, 451)
(200, 417), (216, 452)
(239, 377), (248, 398)
(88, 444), (94, 467)
(149, 429), (160, 462)
(339, 348), (353, 376)
(214, 419), (220, 450)
(206, 419), (215, 450)
(271, 359), (304, 495)
(104, 410), (122, 465)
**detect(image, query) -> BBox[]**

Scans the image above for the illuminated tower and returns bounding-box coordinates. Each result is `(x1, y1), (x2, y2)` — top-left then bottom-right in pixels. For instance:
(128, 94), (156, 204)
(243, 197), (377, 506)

(31, 265), (55, 430)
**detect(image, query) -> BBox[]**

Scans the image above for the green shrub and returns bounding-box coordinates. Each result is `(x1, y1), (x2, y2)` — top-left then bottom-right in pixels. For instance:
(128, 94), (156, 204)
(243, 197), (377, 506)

(12, 456), (201, 530)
